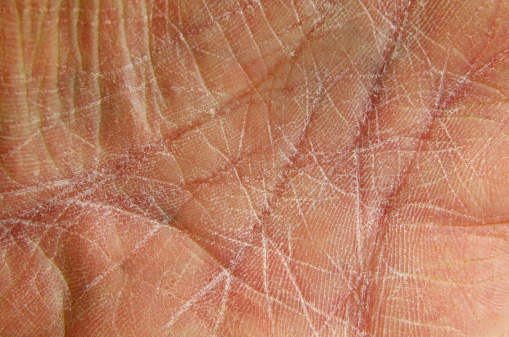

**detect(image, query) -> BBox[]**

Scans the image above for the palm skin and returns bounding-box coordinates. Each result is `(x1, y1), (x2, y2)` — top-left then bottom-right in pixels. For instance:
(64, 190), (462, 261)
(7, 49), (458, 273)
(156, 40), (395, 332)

(1, 0), (509, 336)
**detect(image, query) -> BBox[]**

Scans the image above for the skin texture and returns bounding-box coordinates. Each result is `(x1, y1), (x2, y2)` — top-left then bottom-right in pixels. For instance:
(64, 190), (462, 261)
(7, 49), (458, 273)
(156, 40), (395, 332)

(1, 0), (509, 336)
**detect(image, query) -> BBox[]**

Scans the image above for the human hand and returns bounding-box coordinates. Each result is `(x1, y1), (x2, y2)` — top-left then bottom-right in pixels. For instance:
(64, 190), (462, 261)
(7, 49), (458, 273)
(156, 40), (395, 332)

(1, 0), (508, 336)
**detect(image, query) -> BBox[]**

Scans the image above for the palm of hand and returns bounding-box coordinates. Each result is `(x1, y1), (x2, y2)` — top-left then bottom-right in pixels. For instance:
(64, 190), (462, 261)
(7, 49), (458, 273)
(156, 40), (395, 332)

(1, 0), (509, 336)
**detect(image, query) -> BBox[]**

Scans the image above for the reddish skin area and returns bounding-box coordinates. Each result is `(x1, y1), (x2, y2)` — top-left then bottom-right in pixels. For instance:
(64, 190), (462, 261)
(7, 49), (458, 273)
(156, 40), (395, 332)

(1, 0), (509, 336)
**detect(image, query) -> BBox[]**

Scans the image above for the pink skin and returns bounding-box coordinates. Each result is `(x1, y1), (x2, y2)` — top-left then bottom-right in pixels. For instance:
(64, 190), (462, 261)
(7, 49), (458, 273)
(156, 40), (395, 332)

(1, 0), (509, 336)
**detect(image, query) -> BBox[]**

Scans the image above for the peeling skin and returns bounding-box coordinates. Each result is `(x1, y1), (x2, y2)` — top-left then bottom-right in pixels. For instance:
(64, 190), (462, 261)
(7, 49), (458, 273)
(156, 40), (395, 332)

(1, 0), (509, 336)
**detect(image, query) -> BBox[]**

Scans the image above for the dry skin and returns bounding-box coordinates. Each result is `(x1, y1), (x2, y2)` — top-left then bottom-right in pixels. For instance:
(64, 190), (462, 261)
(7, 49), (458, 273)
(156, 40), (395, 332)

(1, 0), (509, 336)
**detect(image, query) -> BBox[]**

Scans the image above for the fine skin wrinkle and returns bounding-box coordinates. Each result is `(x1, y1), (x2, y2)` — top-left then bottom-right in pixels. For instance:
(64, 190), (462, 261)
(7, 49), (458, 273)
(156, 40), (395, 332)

(0, 0), (509, 336)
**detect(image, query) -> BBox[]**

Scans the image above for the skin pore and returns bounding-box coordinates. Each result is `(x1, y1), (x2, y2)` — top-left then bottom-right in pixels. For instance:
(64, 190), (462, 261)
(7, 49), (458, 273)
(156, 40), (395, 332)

(1, 0), (509, 336)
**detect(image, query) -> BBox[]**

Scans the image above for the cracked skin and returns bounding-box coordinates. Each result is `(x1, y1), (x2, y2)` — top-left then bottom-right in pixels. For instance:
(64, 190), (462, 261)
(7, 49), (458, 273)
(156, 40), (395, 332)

(1, 0), (509, 336)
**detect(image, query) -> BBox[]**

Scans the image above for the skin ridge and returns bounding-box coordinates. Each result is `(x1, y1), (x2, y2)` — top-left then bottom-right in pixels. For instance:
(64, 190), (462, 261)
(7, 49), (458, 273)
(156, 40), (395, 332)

(2, 1), (509, 335)
(331, 0), (418, 334)
(99, 2), (417, 333)
(0, 3), (317, 217)
(1, 3), (416, 334)
(158, 0), (415, 292)
(95, 0), (318, 154)
(361, 1), (508, 335)
(158, 5), (335, 291)
(172, 1), (427, 334)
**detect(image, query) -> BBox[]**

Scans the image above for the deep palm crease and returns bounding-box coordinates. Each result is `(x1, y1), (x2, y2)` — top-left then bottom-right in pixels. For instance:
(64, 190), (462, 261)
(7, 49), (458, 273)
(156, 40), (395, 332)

(1, 0), (509, 336)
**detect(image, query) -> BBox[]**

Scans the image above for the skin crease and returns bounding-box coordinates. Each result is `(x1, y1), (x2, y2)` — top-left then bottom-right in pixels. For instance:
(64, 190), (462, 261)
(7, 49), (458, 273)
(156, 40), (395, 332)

(0, 0), (508, 336)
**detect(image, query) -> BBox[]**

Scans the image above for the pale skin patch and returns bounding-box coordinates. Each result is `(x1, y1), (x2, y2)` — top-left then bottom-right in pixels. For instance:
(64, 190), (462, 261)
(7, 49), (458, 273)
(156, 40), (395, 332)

(1, 0), (509, 336)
